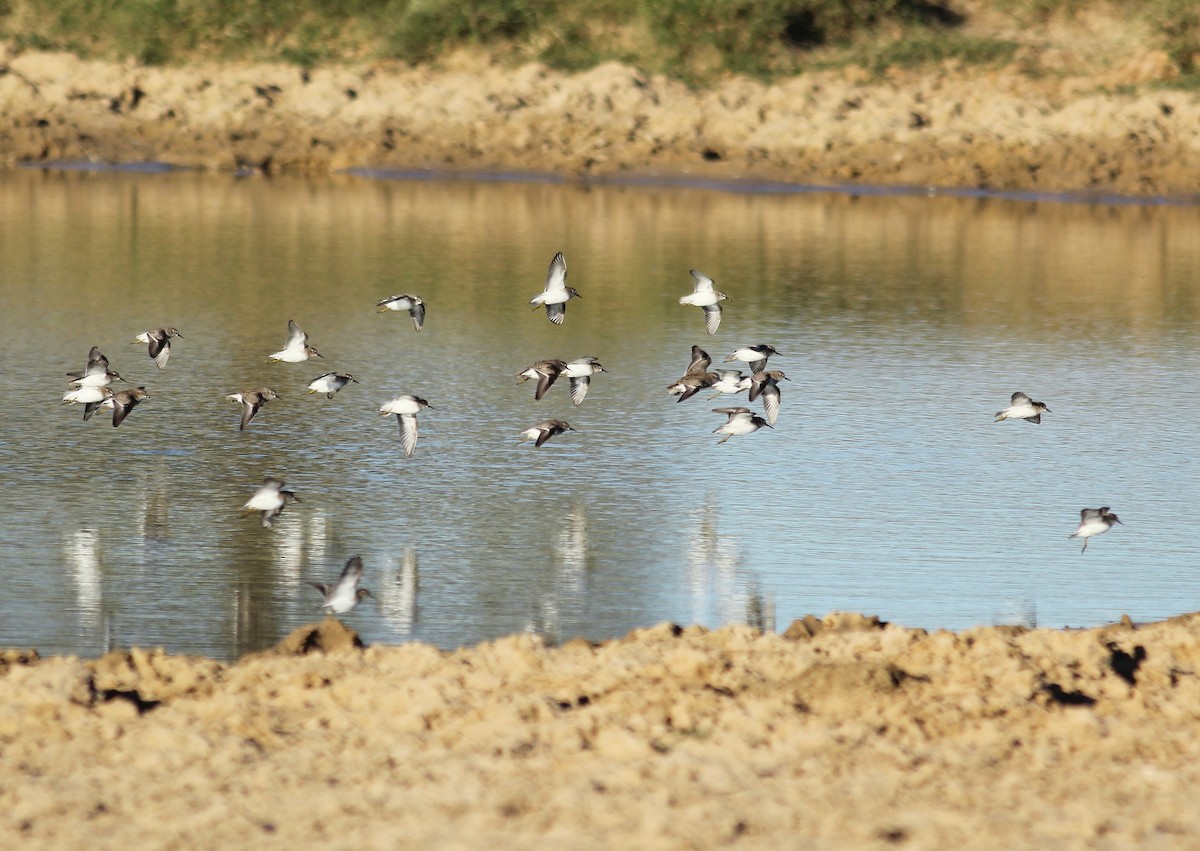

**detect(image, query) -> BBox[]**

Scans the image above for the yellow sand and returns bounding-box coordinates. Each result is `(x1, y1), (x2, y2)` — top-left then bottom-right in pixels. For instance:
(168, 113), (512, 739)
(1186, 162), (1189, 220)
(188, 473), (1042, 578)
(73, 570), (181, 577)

(2, 613), (1199, 848)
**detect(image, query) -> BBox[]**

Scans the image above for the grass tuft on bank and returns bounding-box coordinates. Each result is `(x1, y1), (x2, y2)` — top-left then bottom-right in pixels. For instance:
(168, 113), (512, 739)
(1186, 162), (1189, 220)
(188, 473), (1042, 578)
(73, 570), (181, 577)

(0, 0), (1195, 84)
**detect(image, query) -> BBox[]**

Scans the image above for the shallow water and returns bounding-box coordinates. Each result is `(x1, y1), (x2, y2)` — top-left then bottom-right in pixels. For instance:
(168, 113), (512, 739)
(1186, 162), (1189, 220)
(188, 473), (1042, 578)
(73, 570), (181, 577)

(2, 168), (1199, 661)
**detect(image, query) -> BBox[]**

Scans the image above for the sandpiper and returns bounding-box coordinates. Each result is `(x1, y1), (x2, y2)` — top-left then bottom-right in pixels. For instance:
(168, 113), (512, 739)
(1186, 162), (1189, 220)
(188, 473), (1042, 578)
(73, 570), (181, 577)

(379, 394), (432, 458)
(376, 294), (426, 331)
(724, 344), (779, 374)
(226, 388), (280, 431)
(668, 372), (718, 402)
(748, 370), (789, 426)
(307, 372), (358, 399)
(133, 327), (182, 370)
(67, 347), (124, 388)
(102, 387), (150, 428)
(62, 385), (115, 421)
(529, 252), (581, 325)
(995, 392), (1051, 424)
(1069, 507), (1122, 553)
(712, 407), (772, 444)
(269, 320), (323, 363)
(562, 357), (607, 406)
(519, 419), (575, 447)
(311, 555), (373, 614)
(242, 477), (299, 528)
(707, 369), (750, 400)
(679, 270), (730, 336)
(518, 359), (568, 401)
(668, 345), (717, 401)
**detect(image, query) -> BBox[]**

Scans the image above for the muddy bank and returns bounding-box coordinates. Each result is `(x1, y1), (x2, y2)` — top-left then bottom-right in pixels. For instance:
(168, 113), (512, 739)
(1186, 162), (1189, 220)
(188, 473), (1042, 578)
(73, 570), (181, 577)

(1, 613), (1199, 847)
(1, 47), (1198, 196)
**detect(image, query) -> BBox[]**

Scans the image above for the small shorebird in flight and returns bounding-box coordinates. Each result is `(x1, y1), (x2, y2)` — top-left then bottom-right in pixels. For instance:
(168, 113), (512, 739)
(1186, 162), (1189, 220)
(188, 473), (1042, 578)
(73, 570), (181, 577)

(242, 477), (299, 528)
(376, 294), (426, 331)
(269, 320), (323, 363)
(519, 419), (575, 447)
(748, 370), (789, 426)
(712, 407), (772, 444)
(562, 357), (607, 406)
(518, 359), (568, 401)
(133, 327), (182, 370)
(995, 392), (1051, 424)
(311, 555), (373, 614)
(1069, 507), (1121, 553)
(679, 270), (729, 335)
(226, 388), (280, 431)
(307, 372), (357, 399)
(379, 394), (433, 458)
(529, 252), (581, 325)
(724, 344), (779, 375)
(102, 387), (150, 428)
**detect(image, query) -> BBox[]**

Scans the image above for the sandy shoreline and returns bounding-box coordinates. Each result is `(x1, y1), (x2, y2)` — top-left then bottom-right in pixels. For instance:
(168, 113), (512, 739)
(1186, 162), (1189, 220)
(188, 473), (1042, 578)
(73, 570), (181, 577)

(2, 48), (1199, 197)
(2, 612), (1200, 848)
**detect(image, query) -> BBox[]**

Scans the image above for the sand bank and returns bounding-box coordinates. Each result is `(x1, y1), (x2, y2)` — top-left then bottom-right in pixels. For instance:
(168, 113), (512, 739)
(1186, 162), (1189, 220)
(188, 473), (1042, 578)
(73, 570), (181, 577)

(2, 613), (1199, 848)
(1, 47), (1198, 197)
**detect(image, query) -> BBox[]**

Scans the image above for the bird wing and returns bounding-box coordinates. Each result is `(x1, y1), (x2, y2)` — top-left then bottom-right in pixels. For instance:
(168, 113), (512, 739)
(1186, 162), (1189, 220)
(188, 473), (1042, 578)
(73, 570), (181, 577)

(411, 301), (426, 332)
(149, 335), (171, 369)
(702, 304), (722, 336)
(285, 320), (307, 350)
(686, 346), (711, 376)
(1080, 508), (1102, 521)
(545, 302), (566, 325)
(1011, 392), (1032, 405)
(690, 269), (715, 292)
(240, 399), (260, 431)
(398, 414), (419, 458)
(111, 395), (132, 427)
(761, 388), (780, 426)
(534, 368), (560, 400)
(338, 555), (365, 587)
(544, 252), (567, 292)
(569, 376), (589, 407)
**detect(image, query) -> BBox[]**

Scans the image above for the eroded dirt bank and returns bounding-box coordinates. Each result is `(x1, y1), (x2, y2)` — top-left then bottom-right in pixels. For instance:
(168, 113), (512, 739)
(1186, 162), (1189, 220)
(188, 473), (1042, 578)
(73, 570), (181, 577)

(1, 48), (1198, 196)
(2, 613), (1199, 848)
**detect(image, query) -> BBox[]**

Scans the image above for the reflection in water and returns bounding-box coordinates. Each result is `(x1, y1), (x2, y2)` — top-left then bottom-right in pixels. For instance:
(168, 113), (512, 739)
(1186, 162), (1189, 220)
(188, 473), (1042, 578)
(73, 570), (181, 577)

(65, 529), (102, 630)
(4, 169), (1200, 660)
(686, 497), (774, 632)
(378, 547), (418, 636)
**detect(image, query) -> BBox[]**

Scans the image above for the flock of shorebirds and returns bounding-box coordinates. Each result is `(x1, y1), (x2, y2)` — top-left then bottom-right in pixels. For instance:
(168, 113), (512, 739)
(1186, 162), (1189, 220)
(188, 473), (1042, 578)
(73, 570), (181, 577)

(59, 250), (1119, 614)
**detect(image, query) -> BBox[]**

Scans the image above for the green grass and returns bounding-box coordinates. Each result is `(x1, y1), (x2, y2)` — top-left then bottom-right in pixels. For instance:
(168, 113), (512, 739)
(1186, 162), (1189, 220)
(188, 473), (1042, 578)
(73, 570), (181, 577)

(0, 0), (1194, 84)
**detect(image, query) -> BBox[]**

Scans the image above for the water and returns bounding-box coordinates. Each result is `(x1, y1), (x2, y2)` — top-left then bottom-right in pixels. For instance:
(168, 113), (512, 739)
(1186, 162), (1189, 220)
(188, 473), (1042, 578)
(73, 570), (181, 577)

(2, 168), (1199, 661)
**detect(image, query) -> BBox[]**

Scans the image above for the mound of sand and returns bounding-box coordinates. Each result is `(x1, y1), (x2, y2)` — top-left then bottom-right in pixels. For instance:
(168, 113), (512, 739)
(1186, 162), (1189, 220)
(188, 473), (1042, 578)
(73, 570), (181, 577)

(1, 47), (1198, 196)
(2, 612), (1199, 847)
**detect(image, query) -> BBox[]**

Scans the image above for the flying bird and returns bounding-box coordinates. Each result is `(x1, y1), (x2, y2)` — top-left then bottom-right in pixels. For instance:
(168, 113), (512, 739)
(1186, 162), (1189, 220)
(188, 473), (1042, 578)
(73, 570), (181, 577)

(712, 407), (772, 444)
(518, 359), (568, 401)
(679, 270), (729, 335)
(724, 344), (779, 374)
(133, 327), (182, 370)
(242, 477), (299, 528)
(62, 385), (115, 421)
(562, 357), (607, 406)
(311, 555), (374, 614)
(103, 387), (150, 428)
(307, 372), (357, 399)
(379, 394), (433, 458)
(269, 320), (323, 363)
(519, 419), (575, 447)
(226, 388), (280, 431)
(1069, 507), (1121, 553)
(529, 252), (581, 325)
(995, 392), (1051, 424)
(376, 294), (426, 331)
(748, 370), (789, 426)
